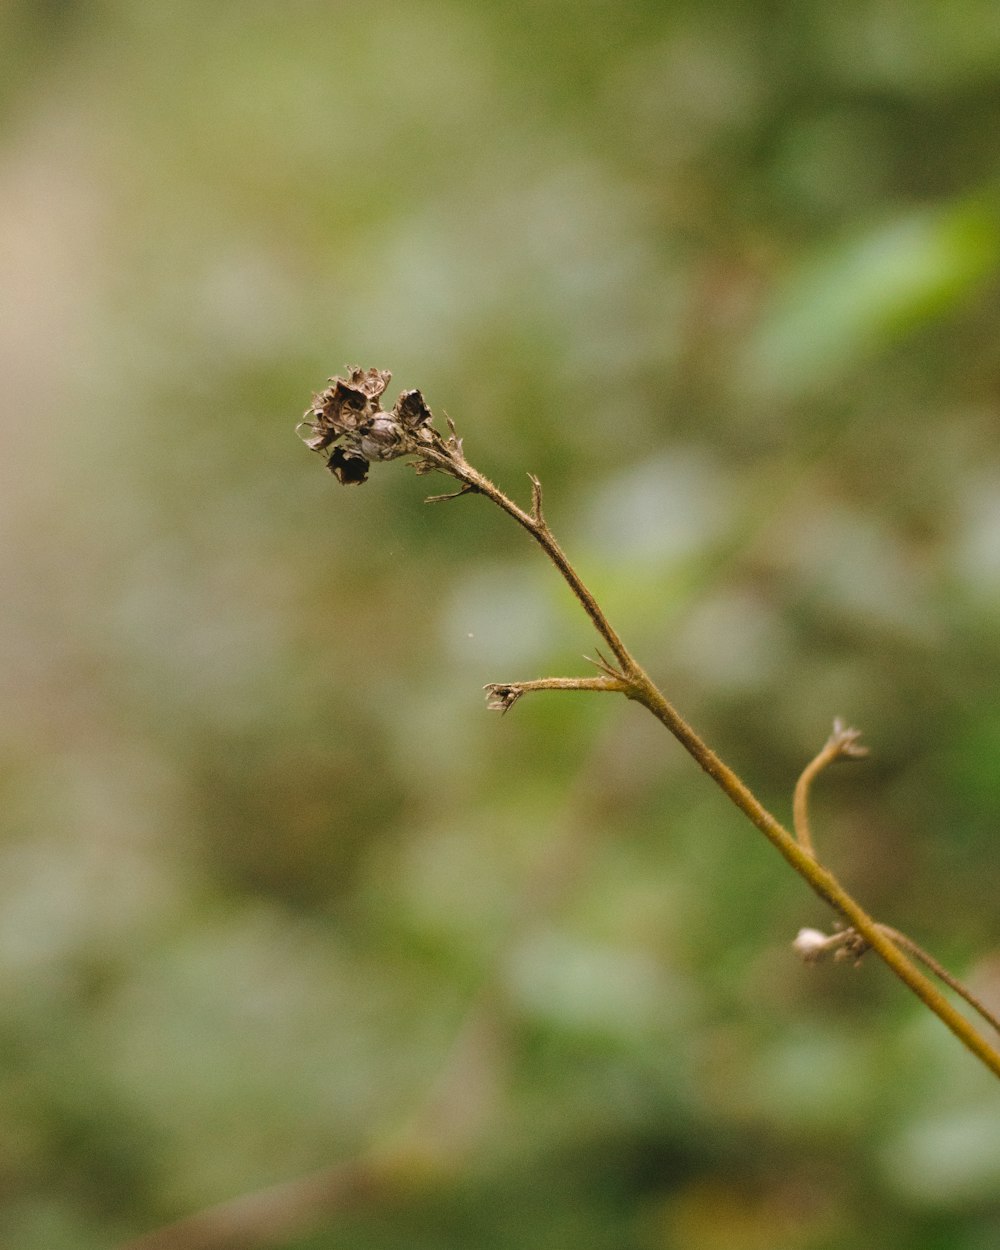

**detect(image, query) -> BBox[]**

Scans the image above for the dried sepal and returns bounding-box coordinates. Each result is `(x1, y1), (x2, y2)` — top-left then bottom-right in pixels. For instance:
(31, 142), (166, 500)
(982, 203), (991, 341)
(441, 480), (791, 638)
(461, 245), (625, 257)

(328, 446), (370, 485)
(828, 718), (869, 760)
(528, 474), (544, 524)
(395, 389), (433, 429)
(444, 416), (464, 458)
(585, 649), (625, 680)
(484, 683), (523, 713)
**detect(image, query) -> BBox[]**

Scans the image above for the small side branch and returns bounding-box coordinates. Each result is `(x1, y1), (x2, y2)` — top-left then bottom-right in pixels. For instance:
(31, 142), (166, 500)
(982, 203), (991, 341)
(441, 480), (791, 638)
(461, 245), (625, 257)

(528, 473), (544, 524)
(795, 923), (1000, 1038)
(424, 483), (478, 503)
(485, 675), (628, 713)
(792, 718), (869, 858)
(879, 926), (1000, 1037)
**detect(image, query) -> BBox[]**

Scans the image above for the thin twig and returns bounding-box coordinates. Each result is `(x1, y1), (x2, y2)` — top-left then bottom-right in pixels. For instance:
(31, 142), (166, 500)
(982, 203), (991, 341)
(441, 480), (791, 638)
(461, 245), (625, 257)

(119, 1158), (395, 1250)
(878, 925), (1000, 1037)
(424, 449), (635, 673)
(485, 675), (628, 712)
(792, 719), (869, 858)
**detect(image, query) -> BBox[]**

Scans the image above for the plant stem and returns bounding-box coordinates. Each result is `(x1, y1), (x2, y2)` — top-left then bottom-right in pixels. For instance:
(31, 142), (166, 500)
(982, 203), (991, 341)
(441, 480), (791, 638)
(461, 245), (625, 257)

(423, 453), (633, 671)
(448, 455), (1000, 1081)
(877, 925), (1000, 1036)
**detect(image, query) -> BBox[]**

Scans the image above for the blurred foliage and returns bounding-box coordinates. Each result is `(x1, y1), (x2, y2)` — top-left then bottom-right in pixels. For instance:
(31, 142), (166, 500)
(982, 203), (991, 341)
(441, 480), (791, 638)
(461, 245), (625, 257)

(2, 0), (1000, 1246)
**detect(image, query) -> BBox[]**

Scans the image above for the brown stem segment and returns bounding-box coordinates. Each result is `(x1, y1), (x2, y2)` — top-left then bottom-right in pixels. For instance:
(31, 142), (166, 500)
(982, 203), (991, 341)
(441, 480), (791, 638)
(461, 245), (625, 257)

(424, 452), (634, 672)
(628, 675), (1000, 1076)
(878, 925), (1000, 1037)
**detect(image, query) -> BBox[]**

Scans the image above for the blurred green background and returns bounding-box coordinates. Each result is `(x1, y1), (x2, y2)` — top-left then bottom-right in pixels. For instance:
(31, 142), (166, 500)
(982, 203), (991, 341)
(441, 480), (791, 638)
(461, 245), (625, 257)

(3, 1), (1000, 1246)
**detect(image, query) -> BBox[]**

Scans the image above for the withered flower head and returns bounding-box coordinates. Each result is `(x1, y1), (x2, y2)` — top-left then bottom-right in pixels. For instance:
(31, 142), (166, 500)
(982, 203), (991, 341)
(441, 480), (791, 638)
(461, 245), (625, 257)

(298, 366), (442, 485)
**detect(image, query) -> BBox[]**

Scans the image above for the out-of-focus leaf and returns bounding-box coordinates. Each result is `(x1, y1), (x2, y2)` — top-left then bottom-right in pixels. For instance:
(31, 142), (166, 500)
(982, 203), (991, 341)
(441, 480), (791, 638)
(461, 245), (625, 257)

(882, 1108), (1000, 1205)
(742, 198), (1000, 398)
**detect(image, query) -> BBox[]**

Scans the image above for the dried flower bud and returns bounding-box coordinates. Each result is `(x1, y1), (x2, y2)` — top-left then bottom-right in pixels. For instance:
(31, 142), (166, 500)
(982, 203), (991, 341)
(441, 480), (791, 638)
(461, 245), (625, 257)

(793, 928), (833, 962)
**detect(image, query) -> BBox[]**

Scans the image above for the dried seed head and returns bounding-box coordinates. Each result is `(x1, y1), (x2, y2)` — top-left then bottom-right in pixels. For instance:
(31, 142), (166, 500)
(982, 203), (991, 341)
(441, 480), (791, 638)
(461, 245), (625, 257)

(298, 368), (460, 487)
